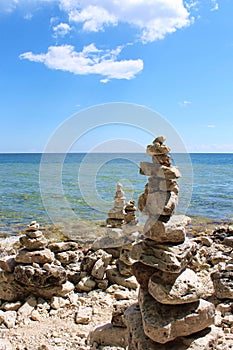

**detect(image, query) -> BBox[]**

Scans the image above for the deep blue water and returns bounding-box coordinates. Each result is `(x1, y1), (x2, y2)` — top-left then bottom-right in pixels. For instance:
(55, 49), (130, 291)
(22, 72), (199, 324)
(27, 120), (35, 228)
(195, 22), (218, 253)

(0, 153), (232, 235)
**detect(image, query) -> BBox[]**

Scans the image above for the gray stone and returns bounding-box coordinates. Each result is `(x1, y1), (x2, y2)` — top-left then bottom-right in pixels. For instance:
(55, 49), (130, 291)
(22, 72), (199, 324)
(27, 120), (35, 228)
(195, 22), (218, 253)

(223, 236), (233, 247)
(126, 304), (220, 350)
(106, 268), (138, 289)
(76, 276), (96, 292)
(143, 215), (190, 243)
(211, 270), (233, 299)
(111, 300), (128, 328)
(117, 260), (132, 277)
(26, 229), (43, 238)
(48, 241), (80, 252)
(139, 288), (215, 344)
(146, 143), (170, 156)
(1, 301), (21, 311)
(0, 255), (16, 273)
(14, 264), (67, 287)
(26, 220), (39, 231)
(0, 281), (27, 301)
(17, 295), (37, 322)
(145, 191), (178, 217)
(131, 238), (197, 273)
(132, 262), (158, 289)
(91, 258), (106, 280)
(50, 296), (69, 310)
(140, 163), (181, 179)
(125, 303), (160, 350)
(30, 280), (74, 299)
(0, 310), (17, 328)
(120, 244), (135, 266)
(19, 235), (48, 250)
(152, 154), (172, 167)
(75, 306), (92, 324)
(148, 268), (205, 304)
(15, 248), (54, 264)
(56, 250), (79, 265)
(89, 323), (128, 348)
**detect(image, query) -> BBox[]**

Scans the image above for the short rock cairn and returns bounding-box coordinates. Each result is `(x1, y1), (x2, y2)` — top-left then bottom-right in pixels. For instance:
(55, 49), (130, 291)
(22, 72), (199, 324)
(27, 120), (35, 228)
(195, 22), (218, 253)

(125, 136), (217, 349)
(0, 221), (77, 301)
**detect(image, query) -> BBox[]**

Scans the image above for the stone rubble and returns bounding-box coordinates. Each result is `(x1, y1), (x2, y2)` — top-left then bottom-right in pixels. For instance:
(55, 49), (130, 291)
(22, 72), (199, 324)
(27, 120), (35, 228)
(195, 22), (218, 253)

(125, 136), (217, 349)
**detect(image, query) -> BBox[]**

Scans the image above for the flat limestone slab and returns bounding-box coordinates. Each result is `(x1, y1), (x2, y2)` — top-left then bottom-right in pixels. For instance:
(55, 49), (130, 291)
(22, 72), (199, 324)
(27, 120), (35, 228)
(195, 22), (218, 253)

(139, 288), (215, 344)
(125, 303), (220, 350)
(106, 268), (138, 289)
(131, 238), (197, 274)
(148, 268), (205, 304)
(143, 215), (191, 243)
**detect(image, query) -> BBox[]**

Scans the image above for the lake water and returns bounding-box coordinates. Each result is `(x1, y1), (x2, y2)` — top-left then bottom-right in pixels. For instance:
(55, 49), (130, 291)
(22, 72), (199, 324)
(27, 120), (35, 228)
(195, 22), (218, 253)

(0, 153), (233, 235)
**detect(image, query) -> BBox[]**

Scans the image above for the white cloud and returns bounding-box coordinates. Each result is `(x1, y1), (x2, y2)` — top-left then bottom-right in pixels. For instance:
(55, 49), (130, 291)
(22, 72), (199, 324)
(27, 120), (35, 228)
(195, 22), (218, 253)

(69, 6), (117, 32)
(24, 13), (33, 20)
(53, 22), (71, 38)
(2, 0), (195, 43)
(210, 0), (219, 11)
(19, 44), (143, 81)
(179, 100), (192, 107)
(207, 124), (216, 128)
(59, 0), (192, 43)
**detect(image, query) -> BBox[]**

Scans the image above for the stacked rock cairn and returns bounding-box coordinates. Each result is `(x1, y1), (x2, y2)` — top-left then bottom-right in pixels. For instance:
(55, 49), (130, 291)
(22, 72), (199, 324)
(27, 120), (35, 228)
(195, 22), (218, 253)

(93, 183), (138, 290)
(125, 136), (217, 349)
(0, 221), (76, 302)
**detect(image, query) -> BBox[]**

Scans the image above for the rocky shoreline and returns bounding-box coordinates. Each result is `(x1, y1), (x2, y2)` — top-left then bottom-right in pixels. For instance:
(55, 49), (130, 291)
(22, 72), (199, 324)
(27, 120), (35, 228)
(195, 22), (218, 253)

(0, 219), (232, 349)
(1, 136), (233, 350)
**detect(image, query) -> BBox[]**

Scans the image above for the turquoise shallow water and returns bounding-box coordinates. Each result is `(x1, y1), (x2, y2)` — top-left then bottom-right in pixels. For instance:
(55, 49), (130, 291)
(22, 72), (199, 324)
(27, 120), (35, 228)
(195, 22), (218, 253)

(0, 153), (233, 235)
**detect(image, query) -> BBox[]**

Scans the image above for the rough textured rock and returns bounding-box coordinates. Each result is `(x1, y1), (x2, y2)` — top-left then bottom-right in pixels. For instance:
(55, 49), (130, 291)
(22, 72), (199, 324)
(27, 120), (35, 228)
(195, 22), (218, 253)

(148, 268), (205, 304)
(19, 234), (48, 250)
(131, 262), (157, 289)
(143, 215), (191, 243)
(0, 280), (28, 301)
(14, 264), (67, 287)
(131, 238), (197, 273)
(48, 241), (80, 253)
(89, 323), (128, 348)
(211, 270), (233, 299)
(15, 248), (54, 264)
(139, 288), (215, 344)
(0, 255), (16, 273)
(106, 268), (138, 290)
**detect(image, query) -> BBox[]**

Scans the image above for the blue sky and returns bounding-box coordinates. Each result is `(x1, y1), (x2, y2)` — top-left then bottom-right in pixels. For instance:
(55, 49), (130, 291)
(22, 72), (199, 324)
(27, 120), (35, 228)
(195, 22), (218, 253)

(0, 0), (232, 153)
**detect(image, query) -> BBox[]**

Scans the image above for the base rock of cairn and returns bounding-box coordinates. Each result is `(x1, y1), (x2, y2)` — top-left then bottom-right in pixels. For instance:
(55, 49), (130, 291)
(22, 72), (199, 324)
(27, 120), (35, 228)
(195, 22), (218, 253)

(125, 136), (216, 348)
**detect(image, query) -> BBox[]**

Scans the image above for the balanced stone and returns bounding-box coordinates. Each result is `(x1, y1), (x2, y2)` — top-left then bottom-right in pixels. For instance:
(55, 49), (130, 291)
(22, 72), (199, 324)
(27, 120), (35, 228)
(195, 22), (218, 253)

(48, 241), (79, 252)
(143, 215), (191, 243)
(145, 191), (178, 217)
(146, 143), (170, 156)
(131, 238), (197, 273)
(14, 264), (66, 287)
(19, 235), (48, 250)
(148, 268), (205, 304)
(26, 220), (39, 231)
(140, 163), (181, 179)
(139, 288), (215, 344)
(15, 248), (54, 264)
(132, 262), (158, 289)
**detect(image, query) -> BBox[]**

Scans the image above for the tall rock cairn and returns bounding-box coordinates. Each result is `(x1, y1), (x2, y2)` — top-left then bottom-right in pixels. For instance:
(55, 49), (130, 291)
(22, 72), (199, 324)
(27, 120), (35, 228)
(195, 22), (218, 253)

(106, 183), (126, 228)
(125, 136), (217, 349)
